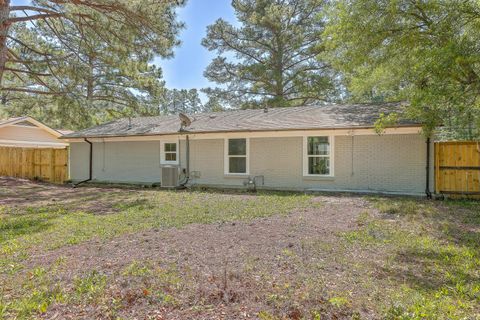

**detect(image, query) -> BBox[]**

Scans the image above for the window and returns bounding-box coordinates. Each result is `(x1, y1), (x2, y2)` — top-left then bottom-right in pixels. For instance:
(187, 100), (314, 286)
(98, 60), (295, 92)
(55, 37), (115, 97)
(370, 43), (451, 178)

(161, 141), (178, 165)
(304, 136), (333, 176)
(225, 138), (249, 174)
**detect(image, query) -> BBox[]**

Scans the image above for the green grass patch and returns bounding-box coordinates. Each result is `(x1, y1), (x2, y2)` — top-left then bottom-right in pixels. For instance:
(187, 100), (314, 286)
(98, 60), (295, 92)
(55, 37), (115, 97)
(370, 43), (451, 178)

(74, 270), (108, 302)
(352, 197), (480, 319)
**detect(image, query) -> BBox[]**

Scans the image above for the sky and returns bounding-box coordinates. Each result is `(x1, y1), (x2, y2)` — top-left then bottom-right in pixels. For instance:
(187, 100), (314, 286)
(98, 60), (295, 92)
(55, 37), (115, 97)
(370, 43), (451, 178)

(155, 1), (237, 92)
(11, 0), (237, 95)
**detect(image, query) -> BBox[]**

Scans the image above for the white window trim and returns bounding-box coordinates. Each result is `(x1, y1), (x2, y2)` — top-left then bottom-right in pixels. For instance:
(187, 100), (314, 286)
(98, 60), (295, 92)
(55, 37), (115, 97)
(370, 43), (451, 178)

(303, 135), (334, 177)
(160, 140), (179, 165)
(224, 138), (250, 175)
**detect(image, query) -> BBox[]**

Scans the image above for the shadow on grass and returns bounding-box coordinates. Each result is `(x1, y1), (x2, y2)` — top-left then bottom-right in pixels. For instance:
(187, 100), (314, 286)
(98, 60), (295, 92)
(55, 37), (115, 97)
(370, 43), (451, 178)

(113, 198), (155, 211)
(383, 247), (478, 292)
(443, 224), (480, 249)
(0, 177), (131, 209)
(0, 215), (54, 243)
(371, 197), (480, 309)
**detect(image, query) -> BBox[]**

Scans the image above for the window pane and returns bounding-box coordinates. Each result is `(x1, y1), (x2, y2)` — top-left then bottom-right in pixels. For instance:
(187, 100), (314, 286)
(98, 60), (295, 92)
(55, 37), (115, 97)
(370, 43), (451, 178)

(308, 157), (330, 175)
(228, 139), (246, 155)
(308, 137), (329, 155)
(229, 157), (246, 173)
(165, 153), (176, 161)
(165, 143), (176, 152)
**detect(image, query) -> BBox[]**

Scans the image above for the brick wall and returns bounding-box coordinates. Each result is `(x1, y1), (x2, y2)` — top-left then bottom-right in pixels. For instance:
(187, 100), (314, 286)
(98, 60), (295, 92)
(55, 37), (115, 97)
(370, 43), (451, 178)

(69, 133), (431, 195)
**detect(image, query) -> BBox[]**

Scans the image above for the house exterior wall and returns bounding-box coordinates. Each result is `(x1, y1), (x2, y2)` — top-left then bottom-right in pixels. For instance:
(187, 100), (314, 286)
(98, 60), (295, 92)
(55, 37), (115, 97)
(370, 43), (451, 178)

(69, 133), (433, 195)
(70, 140), (188, 184)
(257, 135), (429, 193)
(69, 142), (90, 181)
(70, 141), (163, 184)
(0, 125), (65, 147)
(188, 134), (430, 195)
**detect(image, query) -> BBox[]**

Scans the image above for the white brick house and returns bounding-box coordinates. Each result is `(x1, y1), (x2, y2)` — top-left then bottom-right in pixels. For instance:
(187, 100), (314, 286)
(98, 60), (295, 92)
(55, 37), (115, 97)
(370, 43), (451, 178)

(61, 104), (434, 196)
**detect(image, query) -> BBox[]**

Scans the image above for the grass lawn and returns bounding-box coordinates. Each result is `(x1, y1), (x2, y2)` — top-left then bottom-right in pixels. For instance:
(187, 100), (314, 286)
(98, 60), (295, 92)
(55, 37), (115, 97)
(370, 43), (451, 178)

(0, 178), (479, 319)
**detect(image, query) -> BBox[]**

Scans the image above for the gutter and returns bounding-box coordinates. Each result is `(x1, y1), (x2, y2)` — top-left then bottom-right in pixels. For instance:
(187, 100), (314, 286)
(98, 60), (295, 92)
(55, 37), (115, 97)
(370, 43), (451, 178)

(425, 137), (432, 199)
(59, 124), (423, 141)
(73, 138), (93, 187)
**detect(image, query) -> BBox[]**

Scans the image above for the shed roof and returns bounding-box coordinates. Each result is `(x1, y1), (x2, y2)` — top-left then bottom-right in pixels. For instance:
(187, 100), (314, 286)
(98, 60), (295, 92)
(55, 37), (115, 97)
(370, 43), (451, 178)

(0, 117), (26, 126)
(62, 103), (419, 139)
(0, 116), (70, 138)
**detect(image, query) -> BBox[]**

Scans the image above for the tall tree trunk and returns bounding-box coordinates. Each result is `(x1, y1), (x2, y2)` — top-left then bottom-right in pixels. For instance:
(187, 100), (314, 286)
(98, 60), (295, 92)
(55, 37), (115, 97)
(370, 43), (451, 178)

(0, 0), (10, 86)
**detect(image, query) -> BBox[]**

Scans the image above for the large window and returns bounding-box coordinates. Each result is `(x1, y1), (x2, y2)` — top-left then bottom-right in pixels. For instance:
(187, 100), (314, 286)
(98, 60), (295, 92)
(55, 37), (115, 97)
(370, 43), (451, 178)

(225, 138), (249, 174)
(304, 136), (332, 176)
(161, 141), (178, 165)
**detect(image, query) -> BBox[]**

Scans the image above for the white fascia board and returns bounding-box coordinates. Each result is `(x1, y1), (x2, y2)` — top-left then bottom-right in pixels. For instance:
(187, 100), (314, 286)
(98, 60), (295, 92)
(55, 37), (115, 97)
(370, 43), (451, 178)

(0, 139), (68, 148)
(61, 126), (422, 143)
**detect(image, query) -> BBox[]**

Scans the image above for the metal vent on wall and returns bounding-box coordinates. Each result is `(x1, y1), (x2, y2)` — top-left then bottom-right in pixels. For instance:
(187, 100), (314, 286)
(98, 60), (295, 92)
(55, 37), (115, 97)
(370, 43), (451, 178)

(161, 167), (179, 187)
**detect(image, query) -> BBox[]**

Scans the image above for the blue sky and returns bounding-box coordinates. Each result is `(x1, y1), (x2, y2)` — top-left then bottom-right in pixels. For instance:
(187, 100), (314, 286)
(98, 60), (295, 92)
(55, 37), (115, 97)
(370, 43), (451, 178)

(156, 1), (236, 91)
(11, 0), (236, 94)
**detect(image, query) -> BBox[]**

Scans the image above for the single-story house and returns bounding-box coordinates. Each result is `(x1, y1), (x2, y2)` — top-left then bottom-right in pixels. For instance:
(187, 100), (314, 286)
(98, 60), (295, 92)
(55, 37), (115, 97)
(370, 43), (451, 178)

(61, 103), (435, 196)
(0, 116), (70, 148)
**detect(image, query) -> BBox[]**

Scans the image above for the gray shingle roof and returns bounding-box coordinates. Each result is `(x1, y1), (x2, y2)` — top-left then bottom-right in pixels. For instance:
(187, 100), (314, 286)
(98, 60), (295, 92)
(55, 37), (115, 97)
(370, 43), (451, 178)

(0, 117), (26, 126)
(62, 103), (418, 139)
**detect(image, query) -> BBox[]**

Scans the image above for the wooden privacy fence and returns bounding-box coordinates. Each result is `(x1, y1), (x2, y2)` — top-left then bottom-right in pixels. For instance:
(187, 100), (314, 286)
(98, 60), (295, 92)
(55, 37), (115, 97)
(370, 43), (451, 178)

(435, 141), (480, 197)
(0, 147), (68, 184)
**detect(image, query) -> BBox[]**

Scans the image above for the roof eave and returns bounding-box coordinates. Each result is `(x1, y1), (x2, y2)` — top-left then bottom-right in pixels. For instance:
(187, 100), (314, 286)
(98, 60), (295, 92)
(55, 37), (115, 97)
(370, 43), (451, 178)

(60, 123), (423, 140)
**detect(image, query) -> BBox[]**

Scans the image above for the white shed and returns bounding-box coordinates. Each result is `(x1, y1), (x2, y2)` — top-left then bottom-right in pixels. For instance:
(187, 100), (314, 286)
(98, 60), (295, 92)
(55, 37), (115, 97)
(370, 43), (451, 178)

(0, 117), (69, 148)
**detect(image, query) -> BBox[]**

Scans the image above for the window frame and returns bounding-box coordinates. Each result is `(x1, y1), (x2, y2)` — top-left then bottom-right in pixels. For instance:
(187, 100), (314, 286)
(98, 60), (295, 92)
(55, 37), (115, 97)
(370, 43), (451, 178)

(160, 140), (179, 165)
(303, 136), (334, 177)
(224, 138), (250, 175)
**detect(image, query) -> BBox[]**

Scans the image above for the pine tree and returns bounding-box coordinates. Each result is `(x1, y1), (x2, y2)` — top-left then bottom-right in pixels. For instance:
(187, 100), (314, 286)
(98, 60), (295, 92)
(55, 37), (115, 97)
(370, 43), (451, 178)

(202, 0), (337, 109)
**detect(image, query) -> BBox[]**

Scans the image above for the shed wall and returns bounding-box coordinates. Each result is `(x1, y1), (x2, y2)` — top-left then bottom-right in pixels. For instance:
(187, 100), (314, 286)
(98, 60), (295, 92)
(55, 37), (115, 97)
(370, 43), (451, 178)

(0, 125), (64, 147)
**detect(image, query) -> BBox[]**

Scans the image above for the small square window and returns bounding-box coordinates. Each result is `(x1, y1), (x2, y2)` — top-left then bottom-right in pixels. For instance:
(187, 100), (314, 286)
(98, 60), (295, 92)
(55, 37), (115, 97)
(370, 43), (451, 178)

(308, 157), (330, 175)
(308, 137), (329, 155)
(164, 143), (176, 152)
(229, 157), (246, 174)
(161, 141), (178, 164)
(228, 139), (246, 156)
(165, 153), (176, 161)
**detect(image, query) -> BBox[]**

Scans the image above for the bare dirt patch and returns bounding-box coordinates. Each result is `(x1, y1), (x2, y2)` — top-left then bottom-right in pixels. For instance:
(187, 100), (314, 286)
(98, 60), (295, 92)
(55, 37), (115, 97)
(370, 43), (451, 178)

(26, 195), (377, 319)
(5, 179), (477, 319)
(0, 177), (168, 215)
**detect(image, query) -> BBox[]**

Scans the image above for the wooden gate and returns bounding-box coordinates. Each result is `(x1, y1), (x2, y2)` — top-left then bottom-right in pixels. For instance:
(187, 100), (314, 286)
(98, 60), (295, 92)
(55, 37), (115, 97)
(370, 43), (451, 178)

(435, 141), (480, 197)
(0, 147), (68, 184)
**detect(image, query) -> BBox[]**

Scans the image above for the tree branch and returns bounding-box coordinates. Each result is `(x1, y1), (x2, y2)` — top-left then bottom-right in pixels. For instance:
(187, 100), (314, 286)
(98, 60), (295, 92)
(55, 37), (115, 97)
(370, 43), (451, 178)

(4, 67), (51, 77)
(0, 87), (65, 95)
(10, 6), (58, 15)
(8, 13), (63, 24)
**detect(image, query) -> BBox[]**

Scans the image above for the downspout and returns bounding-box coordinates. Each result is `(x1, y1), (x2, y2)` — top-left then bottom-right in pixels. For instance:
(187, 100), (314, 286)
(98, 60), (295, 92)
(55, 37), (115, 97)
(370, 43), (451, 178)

(73, 138), (93, 187)
(177, 134), (190, 189)
(186, 134), (190, 177)
(425, 137), (432, 199)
